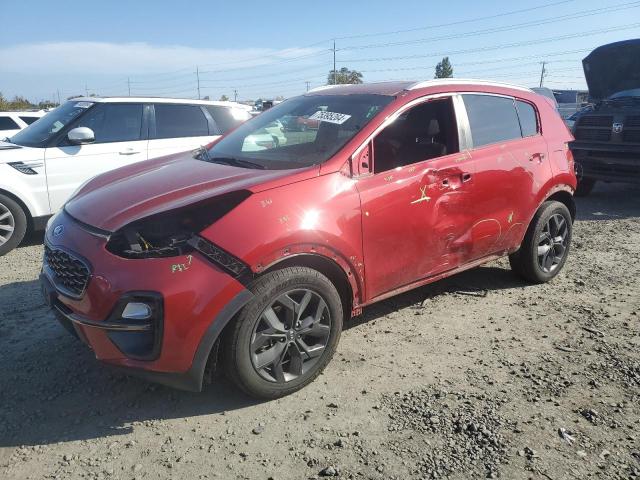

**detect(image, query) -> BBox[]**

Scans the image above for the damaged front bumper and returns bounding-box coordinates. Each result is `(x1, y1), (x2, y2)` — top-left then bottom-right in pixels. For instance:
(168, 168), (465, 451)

(40, 209), (252, 391)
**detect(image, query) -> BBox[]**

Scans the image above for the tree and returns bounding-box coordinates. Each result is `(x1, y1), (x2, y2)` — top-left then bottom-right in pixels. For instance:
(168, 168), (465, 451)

(327, 67), (364, 85)
(219, 94), (229, 101)
(434, 57), (453, 79)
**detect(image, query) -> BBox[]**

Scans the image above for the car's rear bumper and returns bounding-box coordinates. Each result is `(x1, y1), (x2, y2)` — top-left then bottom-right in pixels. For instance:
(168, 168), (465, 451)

(570, 141), (640, 183)
(40, 209), (252, 391)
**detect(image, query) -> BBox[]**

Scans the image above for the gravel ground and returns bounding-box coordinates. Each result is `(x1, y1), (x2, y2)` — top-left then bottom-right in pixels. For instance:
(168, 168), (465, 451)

(1, 183), (639, 480)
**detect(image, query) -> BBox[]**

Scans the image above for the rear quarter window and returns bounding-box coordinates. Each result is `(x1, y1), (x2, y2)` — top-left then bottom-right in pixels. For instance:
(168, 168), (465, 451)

(515, 100), (539, 137)
(463, 94), (522, 148)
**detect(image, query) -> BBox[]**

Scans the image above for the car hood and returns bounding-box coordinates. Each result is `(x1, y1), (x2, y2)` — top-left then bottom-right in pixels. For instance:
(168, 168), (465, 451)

(0, 141), (44, 163)
(65, 152), (316, 232)
(583, 39), (640, 100)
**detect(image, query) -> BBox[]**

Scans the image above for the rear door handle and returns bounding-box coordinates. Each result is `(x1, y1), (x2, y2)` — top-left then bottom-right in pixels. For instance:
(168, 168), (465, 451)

(119, 148), (140, 155)
(462, 172), (472, 182)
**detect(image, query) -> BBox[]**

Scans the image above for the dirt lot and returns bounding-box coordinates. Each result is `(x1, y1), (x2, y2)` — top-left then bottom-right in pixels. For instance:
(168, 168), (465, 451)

(1, 183), (639, 480)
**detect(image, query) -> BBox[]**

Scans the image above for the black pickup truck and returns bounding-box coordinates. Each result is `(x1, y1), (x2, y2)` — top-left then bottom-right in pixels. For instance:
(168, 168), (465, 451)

(570, 39), (640, 196)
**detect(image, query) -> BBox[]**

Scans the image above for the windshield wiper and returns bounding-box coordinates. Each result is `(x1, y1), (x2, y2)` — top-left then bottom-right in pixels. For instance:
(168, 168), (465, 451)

(206, 156), (266, 170)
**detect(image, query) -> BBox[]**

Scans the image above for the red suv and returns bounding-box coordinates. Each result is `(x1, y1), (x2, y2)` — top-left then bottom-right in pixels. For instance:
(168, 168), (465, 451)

(41, 80), (576, 398)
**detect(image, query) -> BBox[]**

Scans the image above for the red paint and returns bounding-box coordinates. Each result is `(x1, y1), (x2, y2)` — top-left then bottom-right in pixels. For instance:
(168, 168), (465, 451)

(47, 81), (576, 383)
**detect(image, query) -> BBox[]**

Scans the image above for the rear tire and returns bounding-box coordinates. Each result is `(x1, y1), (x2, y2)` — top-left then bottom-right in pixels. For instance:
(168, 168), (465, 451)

(575, 177), (596, 197)
(509, 201), (572, 283)
(223, 267), (343, 399)
(0, 194), (27, 257)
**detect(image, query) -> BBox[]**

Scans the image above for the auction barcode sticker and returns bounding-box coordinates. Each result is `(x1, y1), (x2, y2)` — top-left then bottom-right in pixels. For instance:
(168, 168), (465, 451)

(308, 110), (352, 125)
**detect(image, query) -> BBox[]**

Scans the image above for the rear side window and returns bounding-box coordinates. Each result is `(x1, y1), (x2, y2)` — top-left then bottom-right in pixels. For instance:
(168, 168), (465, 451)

(0, 117), (20, 131)
(73, 103), (144, 143)
(516, 100), (539, 137)
(206, 106), (251, 133)
(154, 104), (209, 139)
(463, 94), (522, 148)
(20, 116), (40, 125)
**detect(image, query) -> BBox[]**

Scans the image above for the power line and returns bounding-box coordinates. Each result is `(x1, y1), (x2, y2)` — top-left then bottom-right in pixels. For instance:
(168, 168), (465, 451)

(338, 22), (640, 63)
(333, 0), (577, 41)
(338, 1), (640, 51)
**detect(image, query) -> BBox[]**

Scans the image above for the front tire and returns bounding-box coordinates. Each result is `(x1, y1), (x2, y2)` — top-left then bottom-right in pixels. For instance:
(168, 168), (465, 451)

(223, 267), (343, 399)
(509, 201), (572, 283)
(0, 194), (27, 257)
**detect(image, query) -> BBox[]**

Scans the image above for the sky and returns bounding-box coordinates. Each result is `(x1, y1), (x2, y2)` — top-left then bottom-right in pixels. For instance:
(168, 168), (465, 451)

(1, 0), (639, 102)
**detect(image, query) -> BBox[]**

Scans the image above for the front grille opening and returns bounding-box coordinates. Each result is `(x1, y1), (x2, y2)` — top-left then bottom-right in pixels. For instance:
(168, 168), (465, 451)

(44, 245), (90, 298)
(574, 129), (611, 142)
(577, 115), (613, 127)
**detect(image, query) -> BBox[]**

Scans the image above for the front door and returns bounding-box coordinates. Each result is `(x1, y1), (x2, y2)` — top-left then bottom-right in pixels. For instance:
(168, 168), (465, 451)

(45, 103), (148, 211)
(356, 96), (476, 301)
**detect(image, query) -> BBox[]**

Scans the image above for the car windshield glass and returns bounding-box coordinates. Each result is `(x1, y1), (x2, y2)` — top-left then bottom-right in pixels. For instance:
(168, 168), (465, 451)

(9, 101), (94, 147)
(608, 88), (640, 99)
(207, 94), (393, 169)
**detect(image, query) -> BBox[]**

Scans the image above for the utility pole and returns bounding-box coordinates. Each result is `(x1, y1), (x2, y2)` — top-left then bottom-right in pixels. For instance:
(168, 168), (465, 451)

(234, 89), (238, 102)
(56, 89), (61, 106)
(85, 84), (89, 97)
(332, 40), (337, 85)
(305, 81), (310, 92)
(196, 66), (201, 100)
(127, 77), (131, 96)
(539, 61), (547, 88)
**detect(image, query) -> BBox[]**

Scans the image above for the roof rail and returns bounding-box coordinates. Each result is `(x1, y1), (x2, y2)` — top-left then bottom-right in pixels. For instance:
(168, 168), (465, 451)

(407, 78), (532, 93)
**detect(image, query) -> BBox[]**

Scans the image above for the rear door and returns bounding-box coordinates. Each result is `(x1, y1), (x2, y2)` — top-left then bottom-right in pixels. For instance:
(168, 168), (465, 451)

(147, 104), (219, 159)
(45, 102), (149, 211)
(460, 94), (551, 259)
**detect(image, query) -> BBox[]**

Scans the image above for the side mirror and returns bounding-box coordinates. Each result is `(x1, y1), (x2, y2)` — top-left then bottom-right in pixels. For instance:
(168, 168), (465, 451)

(67, 127), (95, 145)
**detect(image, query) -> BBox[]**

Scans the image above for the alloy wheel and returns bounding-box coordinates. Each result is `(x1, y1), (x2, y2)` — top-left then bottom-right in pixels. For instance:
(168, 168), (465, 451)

(250, 288), (331, 383)
(537, 213), (568, 273)
(0, 203), (15, 247)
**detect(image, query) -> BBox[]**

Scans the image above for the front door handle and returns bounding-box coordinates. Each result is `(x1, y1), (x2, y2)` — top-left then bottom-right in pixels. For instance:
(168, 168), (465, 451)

(119, 148), (140, 155)
(462, 172), (472, 182)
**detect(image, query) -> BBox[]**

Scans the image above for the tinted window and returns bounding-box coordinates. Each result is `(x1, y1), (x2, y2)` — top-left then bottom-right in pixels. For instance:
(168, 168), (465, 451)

(463, 95), (522, 148)
(208, 94), (392, 170)
(374, 97), (459, 173)
(516, 100), (538, 137)
(154, 104), (208, 139)
(20, 116), (40, 125)
(0, 117), (20, 131)
(206, 106), (251, 133)
(73, 103), (143, 143)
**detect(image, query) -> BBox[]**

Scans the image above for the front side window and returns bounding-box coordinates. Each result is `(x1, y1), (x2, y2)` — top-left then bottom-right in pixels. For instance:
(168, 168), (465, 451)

(206, 106), (252, 133)
(207, 94), (393, 170)
(463, 94), (522, 148)
(373, 97), (459, 173)
(9, 101), (93, 147)
(154, 104), (209, 139)
(72, 103), (144, 143)
(515, 100), (539, 137)
(0, 117), (19, 131)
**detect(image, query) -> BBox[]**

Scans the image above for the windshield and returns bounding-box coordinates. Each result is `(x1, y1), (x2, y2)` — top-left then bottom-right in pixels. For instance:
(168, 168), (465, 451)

(207, 94), (393, 169)
(10, 101), (94, 147)
(608, 88), (640, 99)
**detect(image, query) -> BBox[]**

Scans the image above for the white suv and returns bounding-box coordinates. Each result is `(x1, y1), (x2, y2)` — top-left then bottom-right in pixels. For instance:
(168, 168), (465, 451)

(0, 97), (252, 255)
(0, 111), (46, 139)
